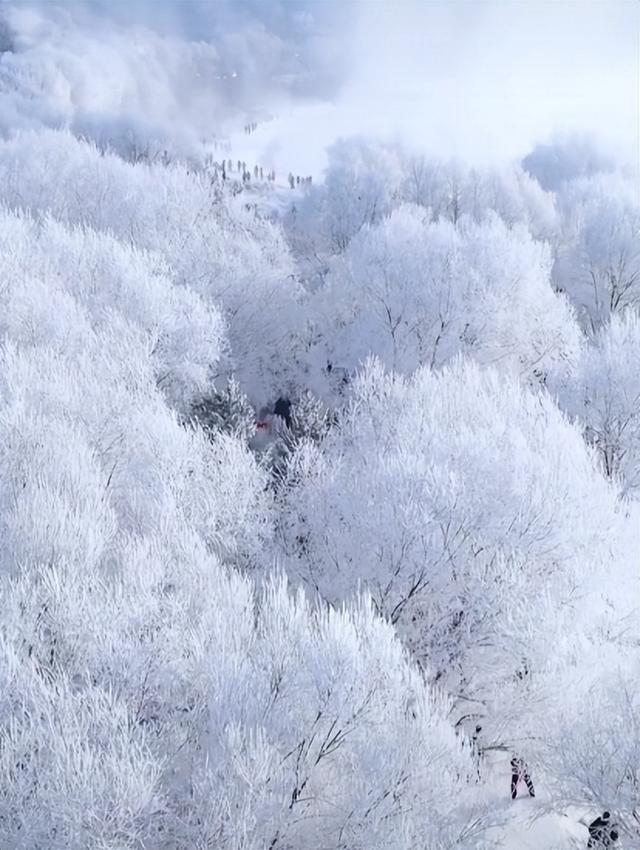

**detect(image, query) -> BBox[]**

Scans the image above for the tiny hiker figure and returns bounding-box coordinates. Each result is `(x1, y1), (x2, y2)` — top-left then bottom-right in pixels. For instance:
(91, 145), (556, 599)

(273, 397), (292, 430)
(471, 725), (483, 781)
(587, 812), (619, 849)
(510, 754), (535, 799)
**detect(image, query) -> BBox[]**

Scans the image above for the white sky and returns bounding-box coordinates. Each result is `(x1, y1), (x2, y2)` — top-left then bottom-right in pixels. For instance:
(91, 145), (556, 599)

(233, 0), (640, 174)
(2, 0), (638, 174)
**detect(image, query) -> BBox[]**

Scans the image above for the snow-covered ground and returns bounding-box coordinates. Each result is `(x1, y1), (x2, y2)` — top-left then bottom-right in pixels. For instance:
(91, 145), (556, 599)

(477, 751), (595, 850)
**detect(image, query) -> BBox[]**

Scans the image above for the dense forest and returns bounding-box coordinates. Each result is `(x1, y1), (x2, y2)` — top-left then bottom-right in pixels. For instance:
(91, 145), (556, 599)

(0, 2), (638, 849)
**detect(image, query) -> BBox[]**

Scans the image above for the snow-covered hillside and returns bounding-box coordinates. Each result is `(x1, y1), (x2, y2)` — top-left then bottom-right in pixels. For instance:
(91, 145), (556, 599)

(0, 2), (638, 849)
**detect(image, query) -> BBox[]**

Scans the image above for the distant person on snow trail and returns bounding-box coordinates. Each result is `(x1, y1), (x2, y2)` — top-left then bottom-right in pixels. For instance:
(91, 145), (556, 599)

(471, 724), (483, 781)
(587, 812), (619, 849)
(601, 828), (619, 849)
(510, 755), (535, 799)
(273, 397), (292, 430)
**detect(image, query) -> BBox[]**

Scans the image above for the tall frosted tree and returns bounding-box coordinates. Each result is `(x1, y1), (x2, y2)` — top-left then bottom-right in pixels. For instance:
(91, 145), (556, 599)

(550, 312), (640, 495)
(554, 174), (640, 333)
(0, 129), (306, 404)
(277, 358), (625, 746)
(312, 205), (580, 384)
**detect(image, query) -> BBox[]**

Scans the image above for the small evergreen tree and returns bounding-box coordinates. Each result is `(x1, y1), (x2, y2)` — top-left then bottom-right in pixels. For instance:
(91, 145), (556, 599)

(288, 390), (333, 445)
(190, 378), (255, 443)
(271, 391), (335, 485)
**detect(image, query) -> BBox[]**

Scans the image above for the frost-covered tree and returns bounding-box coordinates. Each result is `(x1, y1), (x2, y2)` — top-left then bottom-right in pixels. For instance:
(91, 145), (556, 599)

(540, 651), (640, 842)
(251, 391), (335, 486)
(277, 358), (622, 740)
(401, 156), (558, 240)
(0, 208), (225, 414)
(312, 205), (579, 382)
(190, 377), (256, 443)
(554, 174), (640, 333)
(0, 564), (488, 849)
(550, 313), (640, 495)
(264, 390), (336, 486)
(522, 135), (616, 192)
(288, 142), (558, 285)
(0, 208), (271, 571)
(0, 129), (306, 403)
(290, 137), (404, 256)
(287, 390), (334, 445)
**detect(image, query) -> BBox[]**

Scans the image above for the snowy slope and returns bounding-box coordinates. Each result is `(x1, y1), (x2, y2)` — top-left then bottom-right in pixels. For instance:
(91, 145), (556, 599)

(478, 751), (595, 850)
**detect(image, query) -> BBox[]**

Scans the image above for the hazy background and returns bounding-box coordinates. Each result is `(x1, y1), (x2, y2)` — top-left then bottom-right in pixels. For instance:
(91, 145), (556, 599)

(0, 0), (637, 172)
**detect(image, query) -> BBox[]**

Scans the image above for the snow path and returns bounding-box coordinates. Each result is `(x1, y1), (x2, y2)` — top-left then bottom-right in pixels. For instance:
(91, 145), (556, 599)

(476, 751), (591, 850)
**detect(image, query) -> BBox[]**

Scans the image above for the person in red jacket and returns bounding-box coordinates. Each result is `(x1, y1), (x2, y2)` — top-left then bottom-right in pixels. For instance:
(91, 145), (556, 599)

(510, 755), (535, 799)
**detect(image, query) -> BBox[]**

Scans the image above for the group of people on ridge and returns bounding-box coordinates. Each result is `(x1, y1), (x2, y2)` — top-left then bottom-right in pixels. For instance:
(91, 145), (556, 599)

(471, 725), (620, 847)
